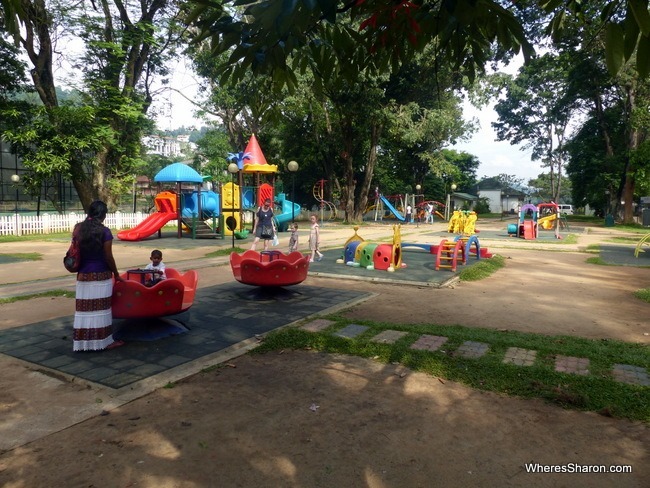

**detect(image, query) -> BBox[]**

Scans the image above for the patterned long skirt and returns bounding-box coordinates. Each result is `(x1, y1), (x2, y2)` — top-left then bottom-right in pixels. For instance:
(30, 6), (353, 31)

(73, 271), (116, 351)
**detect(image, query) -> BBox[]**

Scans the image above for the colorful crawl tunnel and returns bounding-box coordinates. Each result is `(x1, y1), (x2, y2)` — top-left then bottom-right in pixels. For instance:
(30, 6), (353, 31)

(342, 225), (404, 271)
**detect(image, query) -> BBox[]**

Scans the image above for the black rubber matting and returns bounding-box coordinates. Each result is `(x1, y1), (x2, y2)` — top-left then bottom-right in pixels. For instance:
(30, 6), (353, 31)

(0, 283), (370, 389)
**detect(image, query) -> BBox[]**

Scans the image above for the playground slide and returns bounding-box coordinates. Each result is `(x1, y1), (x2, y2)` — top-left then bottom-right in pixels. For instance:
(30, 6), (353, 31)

(275, 196), (301, 230)
(538, 214), (556, 230)
(117, 211), (177, 241)
(379, 195), (406, 221)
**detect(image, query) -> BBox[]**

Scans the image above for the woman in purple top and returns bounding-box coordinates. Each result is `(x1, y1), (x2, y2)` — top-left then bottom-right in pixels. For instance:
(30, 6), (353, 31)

(72, 201), (124, 351)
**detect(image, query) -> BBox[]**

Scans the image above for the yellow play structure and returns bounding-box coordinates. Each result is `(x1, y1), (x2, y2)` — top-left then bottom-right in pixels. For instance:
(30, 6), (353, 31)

(447, 210), (478, 235)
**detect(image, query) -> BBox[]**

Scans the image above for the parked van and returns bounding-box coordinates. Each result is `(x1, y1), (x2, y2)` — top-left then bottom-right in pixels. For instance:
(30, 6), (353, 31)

(557, 204), (574, 215)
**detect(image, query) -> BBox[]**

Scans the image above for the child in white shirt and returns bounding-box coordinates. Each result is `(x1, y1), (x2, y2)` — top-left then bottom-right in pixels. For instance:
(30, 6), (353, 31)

(144, 249), (166, 286)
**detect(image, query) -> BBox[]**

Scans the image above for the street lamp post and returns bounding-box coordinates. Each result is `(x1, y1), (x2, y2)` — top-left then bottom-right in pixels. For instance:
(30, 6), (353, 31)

(227, 163), (239, 248)
(288, 160), (299, 223)
(415, 184), (421, 226)
(11, 174), (20, 235)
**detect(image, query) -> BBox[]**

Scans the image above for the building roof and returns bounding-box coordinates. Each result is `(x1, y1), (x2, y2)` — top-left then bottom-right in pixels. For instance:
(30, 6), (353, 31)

(477, 178), (526, 196)
(452, 192), (478, 201)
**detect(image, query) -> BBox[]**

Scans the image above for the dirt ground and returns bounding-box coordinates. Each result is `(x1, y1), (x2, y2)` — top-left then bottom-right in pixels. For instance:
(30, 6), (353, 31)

(0, 222), (648, 487)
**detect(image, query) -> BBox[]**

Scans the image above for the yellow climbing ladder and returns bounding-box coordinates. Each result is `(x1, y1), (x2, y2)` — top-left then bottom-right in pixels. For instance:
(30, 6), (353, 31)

(435, 239), (465, 272)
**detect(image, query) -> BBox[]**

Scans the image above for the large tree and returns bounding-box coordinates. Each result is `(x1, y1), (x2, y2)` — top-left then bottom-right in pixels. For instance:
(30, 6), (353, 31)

(491, 52), (576, 203)
(188, 11), (472, 222)
(0, 0), (182, 210)
(552, 3), (650, 222)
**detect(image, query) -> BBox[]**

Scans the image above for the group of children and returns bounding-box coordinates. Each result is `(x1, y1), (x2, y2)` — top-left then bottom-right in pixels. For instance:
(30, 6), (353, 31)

(250, 199), (322, 262)
(289, 214), (324, 262)
(251, 211), (323, 263)
(141, 216), (324, 280)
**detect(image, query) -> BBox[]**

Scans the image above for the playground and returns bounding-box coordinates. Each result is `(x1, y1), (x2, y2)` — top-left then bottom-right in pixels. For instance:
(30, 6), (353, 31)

(0, 220), (648, 486)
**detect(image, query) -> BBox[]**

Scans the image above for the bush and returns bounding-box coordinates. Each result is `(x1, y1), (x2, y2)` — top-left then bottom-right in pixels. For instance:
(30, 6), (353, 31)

(473, 197), (491, 215)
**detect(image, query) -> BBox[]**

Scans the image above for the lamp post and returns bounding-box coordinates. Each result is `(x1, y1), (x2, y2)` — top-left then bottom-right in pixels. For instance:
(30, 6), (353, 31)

(11, 174), (19, 235)
(415, 184), (421, 226)
(445, 183), (456, 221)
(288, 160), (299, 223)
(227, 162), (239, 248)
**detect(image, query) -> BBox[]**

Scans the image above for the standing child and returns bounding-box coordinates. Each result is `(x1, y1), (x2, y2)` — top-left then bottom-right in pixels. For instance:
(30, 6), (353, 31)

(288, 222), (299, 252)
(308, 215), (324, 262)
(144, 249), (166, 286)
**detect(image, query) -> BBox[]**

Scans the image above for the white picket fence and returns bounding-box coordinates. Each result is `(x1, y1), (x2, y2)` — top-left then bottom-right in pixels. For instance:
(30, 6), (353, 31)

(0, 212), (170, 237)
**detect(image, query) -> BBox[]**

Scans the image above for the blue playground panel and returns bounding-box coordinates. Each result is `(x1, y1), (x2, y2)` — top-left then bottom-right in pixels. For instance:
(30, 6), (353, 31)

(402, 243), (433, 253)
(344, 241), (362, 263)
(181, 191), (220, 218)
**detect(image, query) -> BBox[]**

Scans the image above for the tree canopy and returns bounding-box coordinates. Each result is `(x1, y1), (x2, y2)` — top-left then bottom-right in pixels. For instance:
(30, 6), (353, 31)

(1, 0), (183, 210)
(185, 0), (650, 94)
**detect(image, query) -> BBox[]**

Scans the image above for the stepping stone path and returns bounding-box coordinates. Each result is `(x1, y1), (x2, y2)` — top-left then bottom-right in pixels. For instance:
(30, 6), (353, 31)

(503, 347), (537, 366)
(299, 320), (650, 387)
(410, 335), (448, 352)
(455, 341), (490, 359)
(554, 355), (590, 376)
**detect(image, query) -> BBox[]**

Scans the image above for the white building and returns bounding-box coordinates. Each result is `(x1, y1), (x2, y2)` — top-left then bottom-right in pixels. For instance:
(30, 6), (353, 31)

(142, 135), (182, 157)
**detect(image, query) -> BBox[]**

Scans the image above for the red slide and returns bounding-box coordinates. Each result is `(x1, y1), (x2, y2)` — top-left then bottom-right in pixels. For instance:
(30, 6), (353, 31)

(117, 211), (177, 241)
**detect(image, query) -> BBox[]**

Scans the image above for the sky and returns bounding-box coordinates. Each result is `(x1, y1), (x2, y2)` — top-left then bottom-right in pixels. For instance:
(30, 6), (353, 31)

(452, 98), (542, 183)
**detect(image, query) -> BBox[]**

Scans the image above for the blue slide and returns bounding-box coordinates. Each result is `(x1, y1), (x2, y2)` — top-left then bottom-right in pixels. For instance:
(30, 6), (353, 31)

(379, 195), (405, 221)
(274, 193), (301, 231)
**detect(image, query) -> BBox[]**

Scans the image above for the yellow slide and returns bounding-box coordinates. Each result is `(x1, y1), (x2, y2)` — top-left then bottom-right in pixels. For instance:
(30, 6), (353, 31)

(538, 214), (557, 230)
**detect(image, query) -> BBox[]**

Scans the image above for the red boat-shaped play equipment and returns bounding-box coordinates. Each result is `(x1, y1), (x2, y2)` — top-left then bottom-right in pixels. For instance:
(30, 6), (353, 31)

(112, 268), (199, 319)
(230, 250), (310, 287)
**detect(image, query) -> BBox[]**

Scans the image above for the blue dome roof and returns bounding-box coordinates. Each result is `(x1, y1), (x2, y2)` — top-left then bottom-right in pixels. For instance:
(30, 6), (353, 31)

(154, 163), (203, 183)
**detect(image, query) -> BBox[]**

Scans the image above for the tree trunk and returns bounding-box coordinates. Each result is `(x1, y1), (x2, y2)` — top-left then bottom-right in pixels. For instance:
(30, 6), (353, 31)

(621, 84), (638, 224)
(352, 123), (382, 222)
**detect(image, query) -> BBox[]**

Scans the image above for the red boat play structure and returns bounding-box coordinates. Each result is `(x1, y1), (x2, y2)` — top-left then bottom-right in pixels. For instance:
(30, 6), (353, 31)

(230, 250), (310, 287)
(112, 268), (199, 319)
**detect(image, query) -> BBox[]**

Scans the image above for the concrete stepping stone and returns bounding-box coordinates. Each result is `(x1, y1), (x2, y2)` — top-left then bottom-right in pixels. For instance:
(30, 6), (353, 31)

(455, 341), (489, 359)
(301, 319), (336, 333)
(554, 355), (590, 375)
(334, 324), (369, 339)
(410, 334), (448, 352)
(503, 347), (537, 366)
(370, 330), (407, 344)
(612, 364), (650, 386)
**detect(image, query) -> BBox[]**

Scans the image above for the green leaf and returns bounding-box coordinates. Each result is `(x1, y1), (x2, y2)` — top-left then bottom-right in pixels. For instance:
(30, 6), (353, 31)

(550, 11), (566, 42)
(539, 0), (565, 13)
(624, 12), (641, 60)
(636, 35), (650, 77)
(605, 23), (625, 76)
(629, 0), (650, 36)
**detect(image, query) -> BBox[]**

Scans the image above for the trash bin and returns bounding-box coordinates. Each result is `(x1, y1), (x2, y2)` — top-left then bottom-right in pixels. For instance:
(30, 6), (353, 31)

(605, 214), (615, 227)
(643, 208), (650, 227)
